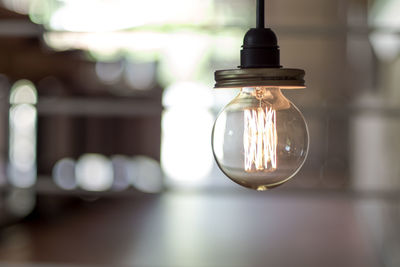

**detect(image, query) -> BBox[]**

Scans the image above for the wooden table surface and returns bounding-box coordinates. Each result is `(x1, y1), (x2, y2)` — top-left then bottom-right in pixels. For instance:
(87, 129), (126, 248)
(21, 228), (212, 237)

(0, 190), (383, 267)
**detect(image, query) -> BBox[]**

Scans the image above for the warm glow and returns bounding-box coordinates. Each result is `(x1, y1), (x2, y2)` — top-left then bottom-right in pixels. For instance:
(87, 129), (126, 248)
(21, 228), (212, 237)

(243, 107), (277, 172)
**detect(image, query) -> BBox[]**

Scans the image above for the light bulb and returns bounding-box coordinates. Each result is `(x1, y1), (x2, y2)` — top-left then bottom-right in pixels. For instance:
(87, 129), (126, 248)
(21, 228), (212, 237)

(212, 86), (309, 190)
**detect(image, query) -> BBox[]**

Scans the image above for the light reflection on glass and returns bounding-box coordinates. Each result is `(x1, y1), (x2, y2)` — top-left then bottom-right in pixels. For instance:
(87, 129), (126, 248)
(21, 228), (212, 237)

(75, 154), (114, 192)
(52, 158), (77, 190)
(8, 80), (37, 188)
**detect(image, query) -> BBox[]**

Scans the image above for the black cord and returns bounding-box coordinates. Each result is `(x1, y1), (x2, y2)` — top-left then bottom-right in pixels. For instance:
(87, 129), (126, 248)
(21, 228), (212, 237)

(256, 0), (265, 28)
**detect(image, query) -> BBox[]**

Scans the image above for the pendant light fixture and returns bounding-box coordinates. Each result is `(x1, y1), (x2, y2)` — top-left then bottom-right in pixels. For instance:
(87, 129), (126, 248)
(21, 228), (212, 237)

(212, 0), (309, 191)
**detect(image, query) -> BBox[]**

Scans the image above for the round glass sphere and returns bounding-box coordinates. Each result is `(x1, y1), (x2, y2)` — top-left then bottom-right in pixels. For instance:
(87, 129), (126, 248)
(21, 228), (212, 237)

(212, 87), (309, 190)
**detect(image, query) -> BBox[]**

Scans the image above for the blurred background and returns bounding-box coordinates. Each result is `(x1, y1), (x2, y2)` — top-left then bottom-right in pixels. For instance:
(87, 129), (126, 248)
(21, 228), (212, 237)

(0, 0), (398, 266)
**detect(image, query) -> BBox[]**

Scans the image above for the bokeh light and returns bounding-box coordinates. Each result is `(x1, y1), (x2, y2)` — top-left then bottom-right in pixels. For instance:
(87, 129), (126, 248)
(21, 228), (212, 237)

(370, 0), (400, 28)
(129, 156), (163, 193)
(124, 61), (156, 91)
(111, 155), (130, 191)
(161, 82), (214, 187)
(8, 80), (37, 188)
(47, 0), (214, 32)
(6, 188), (35, 217)
(2, 0), (31, 14)
(52, 158), (77, 190)
(95, 60), (124, 85)
(75, 154), (114, 191)
(9, 80), (37, 105)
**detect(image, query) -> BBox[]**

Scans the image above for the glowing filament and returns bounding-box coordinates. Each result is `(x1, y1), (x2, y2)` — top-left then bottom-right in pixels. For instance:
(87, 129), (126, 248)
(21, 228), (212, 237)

(244, 107), (277, 172)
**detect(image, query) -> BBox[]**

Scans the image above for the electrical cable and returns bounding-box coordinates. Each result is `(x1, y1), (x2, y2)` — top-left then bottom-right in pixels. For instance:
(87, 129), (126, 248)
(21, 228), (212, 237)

(256, 0), (265, 28)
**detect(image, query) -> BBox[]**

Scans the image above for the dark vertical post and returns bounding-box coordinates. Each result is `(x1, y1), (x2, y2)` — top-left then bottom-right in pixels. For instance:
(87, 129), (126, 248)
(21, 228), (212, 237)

(256, 0), (265, 28)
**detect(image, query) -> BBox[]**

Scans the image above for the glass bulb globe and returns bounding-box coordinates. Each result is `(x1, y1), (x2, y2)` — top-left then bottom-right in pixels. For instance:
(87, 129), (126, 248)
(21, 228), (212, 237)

(212, 87), (309, 190)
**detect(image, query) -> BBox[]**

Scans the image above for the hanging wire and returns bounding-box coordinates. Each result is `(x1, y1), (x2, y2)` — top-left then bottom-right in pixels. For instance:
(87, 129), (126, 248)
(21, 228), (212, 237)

(256, 0), (265, 28)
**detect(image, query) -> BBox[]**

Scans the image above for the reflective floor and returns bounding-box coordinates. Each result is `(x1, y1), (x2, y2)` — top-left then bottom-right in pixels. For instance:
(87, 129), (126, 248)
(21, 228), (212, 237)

(0, 190), (391, 267)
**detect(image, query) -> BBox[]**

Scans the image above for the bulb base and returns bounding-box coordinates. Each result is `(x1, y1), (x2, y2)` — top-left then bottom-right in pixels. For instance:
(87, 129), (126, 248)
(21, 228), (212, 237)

(240, 28), (281, 68)
(214, 68), (305, 89)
